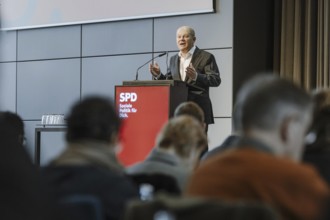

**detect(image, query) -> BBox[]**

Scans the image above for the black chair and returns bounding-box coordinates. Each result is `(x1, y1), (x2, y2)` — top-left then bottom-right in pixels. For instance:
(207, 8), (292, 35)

(128, 173), (181, 195)
(123, 194), (279, 220)
(59, 194), (104, 220)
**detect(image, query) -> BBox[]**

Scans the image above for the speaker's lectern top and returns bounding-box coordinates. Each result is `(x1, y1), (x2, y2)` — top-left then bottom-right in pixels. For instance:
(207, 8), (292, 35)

(122, 80), (186, 87)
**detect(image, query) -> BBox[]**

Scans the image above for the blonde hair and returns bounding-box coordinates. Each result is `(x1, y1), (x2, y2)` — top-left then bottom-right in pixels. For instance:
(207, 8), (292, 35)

(156, 115), (207, 158)
(174, 101), (204, 124)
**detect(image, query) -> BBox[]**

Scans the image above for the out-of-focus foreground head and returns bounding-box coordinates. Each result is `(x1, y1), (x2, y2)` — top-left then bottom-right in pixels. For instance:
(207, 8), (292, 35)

(174, 101), (205, 125)
(312, 88), (330, 112)
(156, 115), (207, 166)
(237, 73), (313, 160)
(66, 96), (121, 145)
(305, 89), (330, 150)
(0, 111), (25, 145)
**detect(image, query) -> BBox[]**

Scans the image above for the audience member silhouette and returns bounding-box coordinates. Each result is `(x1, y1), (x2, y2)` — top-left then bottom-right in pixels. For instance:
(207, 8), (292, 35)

(303, 89), (330, 185)
(0, 111), (26, 146)
(186, 74), (330, 220)
(173, 101), (209, 158)
(41, 96), (139, 220)
(126, 115), (207, 193)
(0, 111), (58, 220)
(174, 101), (205, 127)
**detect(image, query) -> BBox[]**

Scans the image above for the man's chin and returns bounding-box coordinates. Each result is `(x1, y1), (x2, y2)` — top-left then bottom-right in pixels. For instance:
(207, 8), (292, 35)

(179, 47), (187, 52)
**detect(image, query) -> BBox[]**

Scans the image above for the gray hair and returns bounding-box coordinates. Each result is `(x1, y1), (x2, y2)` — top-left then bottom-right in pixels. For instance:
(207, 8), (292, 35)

(237, 74), (313, 132)
(177, 26), (195, 38)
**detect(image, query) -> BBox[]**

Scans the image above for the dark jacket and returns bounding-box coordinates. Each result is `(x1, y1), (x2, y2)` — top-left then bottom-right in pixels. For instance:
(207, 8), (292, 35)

(158, 47), (221, 124)
(42, 166), (138, 220)
(201, 135), (241, 161)
(41, 142), (139, 220)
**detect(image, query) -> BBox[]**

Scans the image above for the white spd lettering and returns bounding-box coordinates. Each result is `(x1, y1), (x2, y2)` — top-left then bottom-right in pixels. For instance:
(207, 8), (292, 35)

(119, 92), (137, 102)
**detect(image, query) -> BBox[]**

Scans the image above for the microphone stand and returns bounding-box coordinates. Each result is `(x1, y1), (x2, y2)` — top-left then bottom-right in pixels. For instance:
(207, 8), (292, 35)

(135, 52), (166, 80)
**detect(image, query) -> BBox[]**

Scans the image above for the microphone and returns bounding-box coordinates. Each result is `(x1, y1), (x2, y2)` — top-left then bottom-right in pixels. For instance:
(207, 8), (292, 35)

(165, 51), (170, 80)
(135, 52), (167, 80)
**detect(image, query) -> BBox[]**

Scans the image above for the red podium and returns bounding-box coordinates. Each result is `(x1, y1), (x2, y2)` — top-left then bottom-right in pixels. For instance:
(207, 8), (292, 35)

(115, 80), (188, 166)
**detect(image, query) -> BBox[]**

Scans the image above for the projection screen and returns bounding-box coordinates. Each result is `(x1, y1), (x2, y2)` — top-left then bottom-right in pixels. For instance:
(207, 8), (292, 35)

(0, 0), (215, 30)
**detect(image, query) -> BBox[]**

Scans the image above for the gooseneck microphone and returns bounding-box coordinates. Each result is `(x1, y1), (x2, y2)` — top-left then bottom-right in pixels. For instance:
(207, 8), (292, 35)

(135, 52), (167, 80)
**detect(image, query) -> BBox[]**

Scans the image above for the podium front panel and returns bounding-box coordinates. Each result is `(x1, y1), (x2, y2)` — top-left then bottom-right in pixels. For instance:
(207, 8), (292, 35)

(115, 85), (170, 166)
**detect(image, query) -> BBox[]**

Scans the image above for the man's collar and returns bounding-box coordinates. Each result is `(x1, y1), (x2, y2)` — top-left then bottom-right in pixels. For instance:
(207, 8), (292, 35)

(234, 136), (274, 154)
(178, 45), (196, 58)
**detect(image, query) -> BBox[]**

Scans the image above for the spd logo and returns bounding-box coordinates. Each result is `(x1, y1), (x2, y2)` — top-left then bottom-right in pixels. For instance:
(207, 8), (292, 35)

(119, 92), (137, 102)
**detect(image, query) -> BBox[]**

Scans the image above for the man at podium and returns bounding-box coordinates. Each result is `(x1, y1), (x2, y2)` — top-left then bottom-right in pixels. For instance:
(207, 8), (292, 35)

(149, 26), (221, 133)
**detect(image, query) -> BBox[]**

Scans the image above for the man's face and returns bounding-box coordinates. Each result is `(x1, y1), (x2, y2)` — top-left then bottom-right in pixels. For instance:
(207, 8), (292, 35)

(176, 27), (196, 54)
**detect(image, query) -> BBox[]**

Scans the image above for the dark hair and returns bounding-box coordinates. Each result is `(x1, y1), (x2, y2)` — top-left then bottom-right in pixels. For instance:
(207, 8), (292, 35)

(66, 96), (121, 143)
(312, 89), (330, 112)
(0, 111), (25, 145)
(174, 101), (204, 124)
(238, 74), (312, 131)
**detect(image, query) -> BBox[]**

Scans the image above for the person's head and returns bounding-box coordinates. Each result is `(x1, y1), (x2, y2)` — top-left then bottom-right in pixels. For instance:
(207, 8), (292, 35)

(66, 96), (121, 146)
(304, 89), (330, 152)
(237, 73), (313, 161)
(312, 88), (330, 114)
(174, 101), (205, 127)
(0, 111), (25, 146)
(156, 115), (207, 169)
(176, 26), (196, 54)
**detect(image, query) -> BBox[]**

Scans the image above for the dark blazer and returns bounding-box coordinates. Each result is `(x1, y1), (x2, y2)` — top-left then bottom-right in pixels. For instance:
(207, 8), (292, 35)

(201, 135), (241, 161)
(158, 47), (221, 124)
(42, 166), (139, 220)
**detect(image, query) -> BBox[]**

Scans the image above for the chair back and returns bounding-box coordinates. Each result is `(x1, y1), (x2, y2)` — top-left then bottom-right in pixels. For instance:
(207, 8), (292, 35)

(59, 194), (104, 220)
(123, 194), (279, 220)
(129, 173), (181, 195)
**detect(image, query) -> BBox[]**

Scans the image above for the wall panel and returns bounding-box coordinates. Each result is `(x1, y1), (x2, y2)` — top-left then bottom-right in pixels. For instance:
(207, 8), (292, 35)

(0, 30), (17, 62)
(82, 54), (153, 98)
(0, 63), (16, 111)
(17, 25), (81, 61)
(17, 59), (81, 119)
(82, 20), (153, 56)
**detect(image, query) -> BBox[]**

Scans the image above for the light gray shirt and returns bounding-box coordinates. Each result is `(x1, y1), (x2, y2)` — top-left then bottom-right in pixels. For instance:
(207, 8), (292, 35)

(126, 148), (191, 191)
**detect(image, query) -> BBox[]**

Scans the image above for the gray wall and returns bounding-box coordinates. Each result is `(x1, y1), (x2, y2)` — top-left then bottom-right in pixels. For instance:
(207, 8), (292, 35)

(0, 0), (233, 165)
